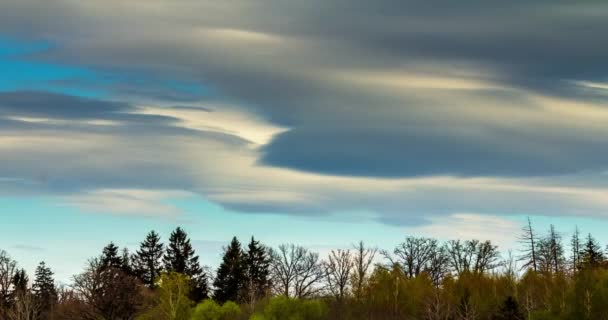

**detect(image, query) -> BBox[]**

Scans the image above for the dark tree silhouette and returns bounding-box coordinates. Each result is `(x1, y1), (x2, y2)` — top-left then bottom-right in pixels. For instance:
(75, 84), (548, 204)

(163, 227), (208, 301)
(100, 242), (122, 270)
(493, 296), (524, 320)
(518, 217), (538, 272)
(581, 233), (604, 269)
(133, 230), (165, 288)
(214, 236), (247, 303)
(32, 261), (57, 320)
(244, 236), (271, 306)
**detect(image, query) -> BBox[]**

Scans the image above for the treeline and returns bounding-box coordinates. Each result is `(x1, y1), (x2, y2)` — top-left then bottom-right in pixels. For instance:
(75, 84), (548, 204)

(2, 221), (608, 319)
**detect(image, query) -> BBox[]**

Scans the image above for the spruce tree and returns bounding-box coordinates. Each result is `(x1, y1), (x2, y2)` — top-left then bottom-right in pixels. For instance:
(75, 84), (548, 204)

(581, 233), (604, 269)
(133, 230), (165, 288)
(163, 227), (208, 301)
(32, 261), (57, 319)
(121, 248), (134, 275)
(213, 236), (246, 303)
(244, 236), (271, 305)
(12, 268), (28, 294)
(493, 296), (524, 320)
(101, 242), (123, 269)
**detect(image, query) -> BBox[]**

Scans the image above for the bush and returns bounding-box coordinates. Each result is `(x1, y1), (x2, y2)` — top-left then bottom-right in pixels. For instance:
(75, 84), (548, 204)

(250, 296), (327, 320)
(191, 299), (242, 320)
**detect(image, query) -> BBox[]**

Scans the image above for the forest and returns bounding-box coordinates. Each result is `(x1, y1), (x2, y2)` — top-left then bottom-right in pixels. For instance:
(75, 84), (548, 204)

(2, 220), (608, 320)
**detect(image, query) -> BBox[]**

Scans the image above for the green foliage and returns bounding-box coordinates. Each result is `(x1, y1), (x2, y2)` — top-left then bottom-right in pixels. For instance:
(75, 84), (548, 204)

(191, 300), (242, 320)
(250, 296), (327, 320)
(139, 272), (193, 320)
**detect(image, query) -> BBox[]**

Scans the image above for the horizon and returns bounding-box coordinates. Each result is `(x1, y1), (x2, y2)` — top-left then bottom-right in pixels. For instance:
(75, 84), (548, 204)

(3, 0), (608, 287)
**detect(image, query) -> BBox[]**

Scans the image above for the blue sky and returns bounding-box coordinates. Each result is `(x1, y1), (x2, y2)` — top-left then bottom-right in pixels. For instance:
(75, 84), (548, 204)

(2, 0), (608, 282)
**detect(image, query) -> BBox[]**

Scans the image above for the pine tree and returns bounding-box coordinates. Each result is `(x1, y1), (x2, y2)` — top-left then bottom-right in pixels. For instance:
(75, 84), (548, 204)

(163, 227), (208, 301)
(214, 237), (247, 303)
(133, 230), (165, 288)
(493, 296), (524, 320)
(244, 236), (271, 305)
(101, 242), (123, 269)
(32, 261), (57, 319)
(12, 268), (28, 294)
(581, 233), (603, 269)
(121, 248), (133, 275)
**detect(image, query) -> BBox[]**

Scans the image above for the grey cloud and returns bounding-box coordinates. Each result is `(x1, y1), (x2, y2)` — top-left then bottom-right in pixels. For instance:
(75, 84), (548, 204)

(2, 0), (604, 177)
(3, 0), (608, 226)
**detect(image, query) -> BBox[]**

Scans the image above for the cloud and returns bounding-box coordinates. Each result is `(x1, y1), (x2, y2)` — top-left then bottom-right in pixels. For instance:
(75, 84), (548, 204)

(2, 0), (606, 177)
(62, 189), (193, 218)
(404, 213), (520, 250)
(1, 0), (608, 226)
(12, 244), (46, 252)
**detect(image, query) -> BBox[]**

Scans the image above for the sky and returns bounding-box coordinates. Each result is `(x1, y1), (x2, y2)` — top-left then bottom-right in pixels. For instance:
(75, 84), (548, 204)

(2, 0), (608, 283)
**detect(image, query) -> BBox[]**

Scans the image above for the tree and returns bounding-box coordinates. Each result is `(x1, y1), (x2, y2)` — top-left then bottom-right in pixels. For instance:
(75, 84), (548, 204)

(163, 227), (209, 301)
(100, 242), (122, 270)
(581, 233), (603, 269)
(570, 226), (582, 274)
(0, 250), (18, 311)
(243, 237), (271, 306)
(214, 237), (247, 303)
(518, 217), (538, 272)
(537, 225), (565, 274)
(324, 249), (353, 302)
(351, 241), (377, 301)
(447, 240), (500, 274)
(138, 272), (192, 320)
(121, 248), (133, 275)
(493, 296), (524, 320)
(72, 258), (144, 320)
(269, 244), (324, 298)
(134, 231), (165, 288)
(12, 269), (28, 295)
(32, 261), (57, 320)
(7, 289), (39, 320)
(386, 237), (439, 279)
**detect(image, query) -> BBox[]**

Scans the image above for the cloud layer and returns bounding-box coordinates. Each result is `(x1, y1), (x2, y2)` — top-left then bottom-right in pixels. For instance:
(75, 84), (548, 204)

(1, 0), (608, 227)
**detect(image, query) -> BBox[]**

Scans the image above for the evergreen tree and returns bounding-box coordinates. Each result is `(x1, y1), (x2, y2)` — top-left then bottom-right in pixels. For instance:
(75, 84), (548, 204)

(493, 296), (524, 320)
(581, 233), (604, 269)
(121, 247), (134, 275)
(214, 237), (247, 303)
(101, 242), (123, 269)
(163, 227), (209, 301)
(32, 261), (57, 319)
(133, 230), (165, 288)
(12, 268), (28, 294)
(244, 236), (271, 305)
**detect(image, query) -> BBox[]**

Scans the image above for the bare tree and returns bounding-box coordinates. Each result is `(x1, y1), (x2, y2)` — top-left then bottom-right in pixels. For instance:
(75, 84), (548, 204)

(518, 217), (538, 272)
(324, 249), (353, 302)
(73, 258), (144, 320)
(7, 289), (39, 320)
(351, 241), (377, 301)
(0, 250), (18, 304)
(384, 237), (440, 279)
(570, 226), (581, 274)
(447, 240), (499, 274)
(269, 244), (324, 298)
